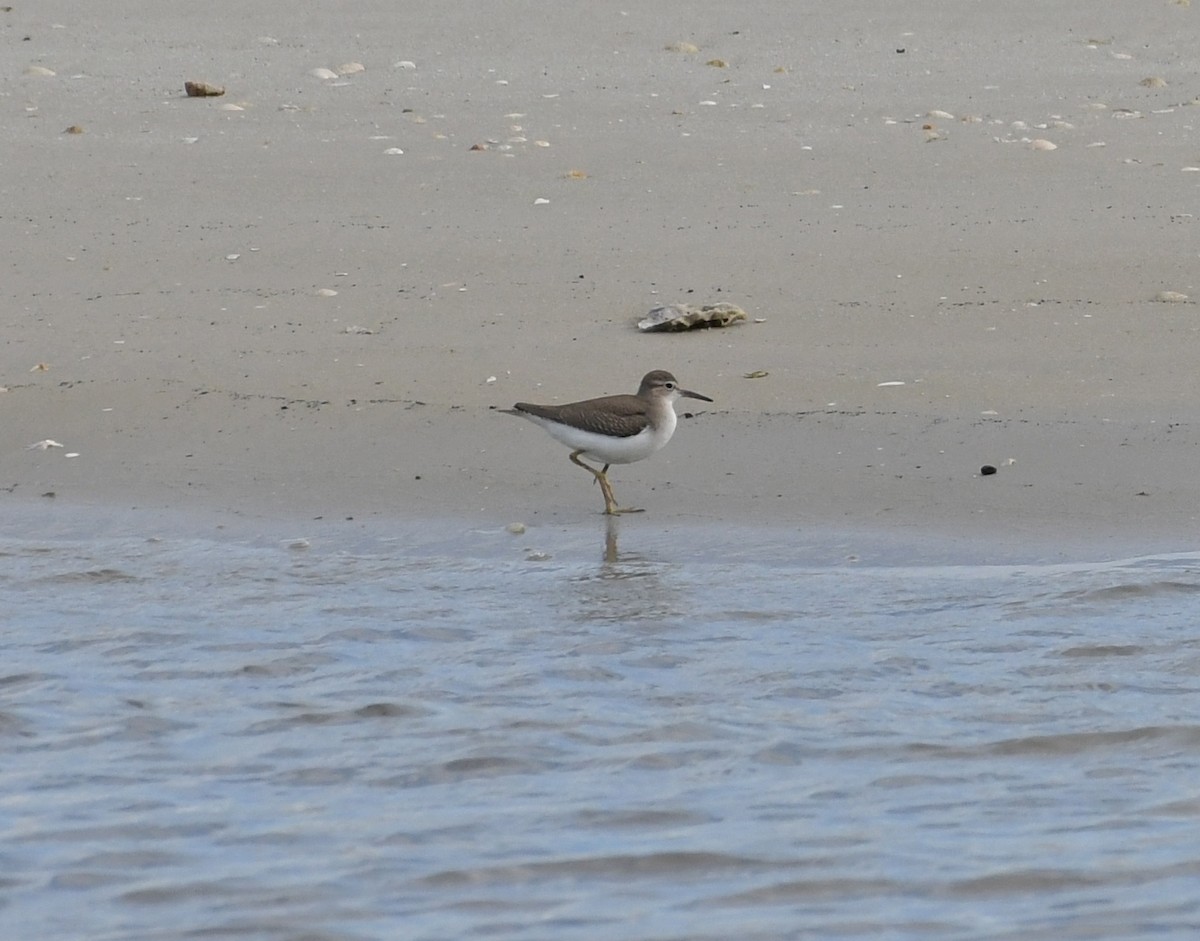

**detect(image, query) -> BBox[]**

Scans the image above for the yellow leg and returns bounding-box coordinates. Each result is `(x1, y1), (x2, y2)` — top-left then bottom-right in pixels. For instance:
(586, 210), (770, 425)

(569, 451), (643, 515)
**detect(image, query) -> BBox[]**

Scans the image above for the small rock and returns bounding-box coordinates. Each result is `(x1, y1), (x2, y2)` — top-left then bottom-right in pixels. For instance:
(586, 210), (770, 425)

(980, 465), (998, 476)
(638, 302), (747, 332)
(184, 80), (225, 97)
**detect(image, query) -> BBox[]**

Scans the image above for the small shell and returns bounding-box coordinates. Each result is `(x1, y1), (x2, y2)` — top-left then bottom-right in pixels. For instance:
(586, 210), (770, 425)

(184, 80), (225, 97)
(638, 302), (747, 332)
(1030, 139), (1057, 150)
(336, 62), (365, 76)
(309, 67), (339, 80)
(665, 41), (700, 54)
(25, 65), (56, 77)
(1154, 291), (1189, 303)
(1140, 76), (1168, 88)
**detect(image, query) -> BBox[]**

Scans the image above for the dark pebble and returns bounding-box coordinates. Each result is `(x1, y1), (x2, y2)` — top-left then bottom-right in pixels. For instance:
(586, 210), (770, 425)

(980, 465), (997, 476)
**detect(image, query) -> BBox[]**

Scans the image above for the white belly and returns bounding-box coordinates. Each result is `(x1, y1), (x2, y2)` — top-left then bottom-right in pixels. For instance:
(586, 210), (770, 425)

(523, 410), (676, 465)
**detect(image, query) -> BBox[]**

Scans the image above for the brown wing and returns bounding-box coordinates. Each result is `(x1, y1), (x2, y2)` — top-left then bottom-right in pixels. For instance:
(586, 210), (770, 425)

(513, 394), (649, 438)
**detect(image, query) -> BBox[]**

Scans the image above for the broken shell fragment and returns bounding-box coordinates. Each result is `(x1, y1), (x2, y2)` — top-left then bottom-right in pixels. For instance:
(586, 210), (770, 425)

(1154, 290), (1189, 302)
(184, 80), (225, 97)
(638, 302), (748, 332)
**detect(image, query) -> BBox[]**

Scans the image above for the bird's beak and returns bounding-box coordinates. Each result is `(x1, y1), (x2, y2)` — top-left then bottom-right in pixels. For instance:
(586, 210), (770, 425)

(681, 388), (713, 403)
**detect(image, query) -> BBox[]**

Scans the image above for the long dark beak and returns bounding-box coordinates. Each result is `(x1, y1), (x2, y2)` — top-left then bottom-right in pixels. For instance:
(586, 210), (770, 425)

(681, 388), (713, 403)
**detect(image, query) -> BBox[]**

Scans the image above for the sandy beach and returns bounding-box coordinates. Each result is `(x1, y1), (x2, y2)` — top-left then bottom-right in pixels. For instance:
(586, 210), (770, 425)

(4, 0), (1199, 557)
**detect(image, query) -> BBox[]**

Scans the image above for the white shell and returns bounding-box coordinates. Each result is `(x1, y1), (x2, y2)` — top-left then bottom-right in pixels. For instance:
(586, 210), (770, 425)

(638, 302), (747, 332)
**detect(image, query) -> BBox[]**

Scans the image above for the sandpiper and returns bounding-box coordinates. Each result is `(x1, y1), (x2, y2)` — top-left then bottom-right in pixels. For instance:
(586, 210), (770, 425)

(503, 369), (713, 515)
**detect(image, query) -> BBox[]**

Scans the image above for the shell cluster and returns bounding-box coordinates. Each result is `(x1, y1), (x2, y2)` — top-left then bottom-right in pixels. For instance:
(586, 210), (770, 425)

(638, 303), (747, 332)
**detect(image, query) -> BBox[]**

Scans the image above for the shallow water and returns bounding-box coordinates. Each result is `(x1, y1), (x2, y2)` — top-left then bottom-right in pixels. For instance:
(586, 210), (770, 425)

(4, 512), (1200, 940)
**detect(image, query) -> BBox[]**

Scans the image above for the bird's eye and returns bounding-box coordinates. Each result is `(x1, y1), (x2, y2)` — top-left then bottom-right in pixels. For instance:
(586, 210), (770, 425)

(665, 381), (675, 389)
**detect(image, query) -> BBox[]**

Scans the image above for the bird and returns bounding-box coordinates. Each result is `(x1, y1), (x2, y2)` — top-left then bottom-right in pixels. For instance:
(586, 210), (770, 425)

(503, 369), (713, 514)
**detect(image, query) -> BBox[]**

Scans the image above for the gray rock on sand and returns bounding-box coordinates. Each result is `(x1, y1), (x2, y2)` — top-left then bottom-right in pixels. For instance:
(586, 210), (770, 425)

(638, 302), (747, 332)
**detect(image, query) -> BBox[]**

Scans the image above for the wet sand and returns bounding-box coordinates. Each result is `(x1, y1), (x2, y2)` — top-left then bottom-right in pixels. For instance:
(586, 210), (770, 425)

(3, 1), (1199, 559)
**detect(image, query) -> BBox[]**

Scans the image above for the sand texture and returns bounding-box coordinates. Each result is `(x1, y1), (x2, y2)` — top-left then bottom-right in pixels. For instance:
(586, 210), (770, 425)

(3, 1), (1199, 555)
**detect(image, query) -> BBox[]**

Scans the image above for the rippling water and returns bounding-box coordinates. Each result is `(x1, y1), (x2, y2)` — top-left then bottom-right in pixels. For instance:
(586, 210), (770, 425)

(4, 512), (1200, 940)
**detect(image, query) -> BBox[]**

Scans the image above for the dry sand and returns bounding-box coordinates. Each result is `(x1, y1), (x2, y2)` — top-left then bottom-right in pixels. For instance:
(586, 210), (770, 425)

(3, 1), (1199, 559)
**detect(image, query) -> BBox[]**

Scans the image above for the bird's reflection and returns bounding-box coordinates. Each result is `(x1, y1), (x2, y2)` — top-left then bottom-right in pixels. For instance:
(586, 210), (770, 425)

(563, 516), (683, 625)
